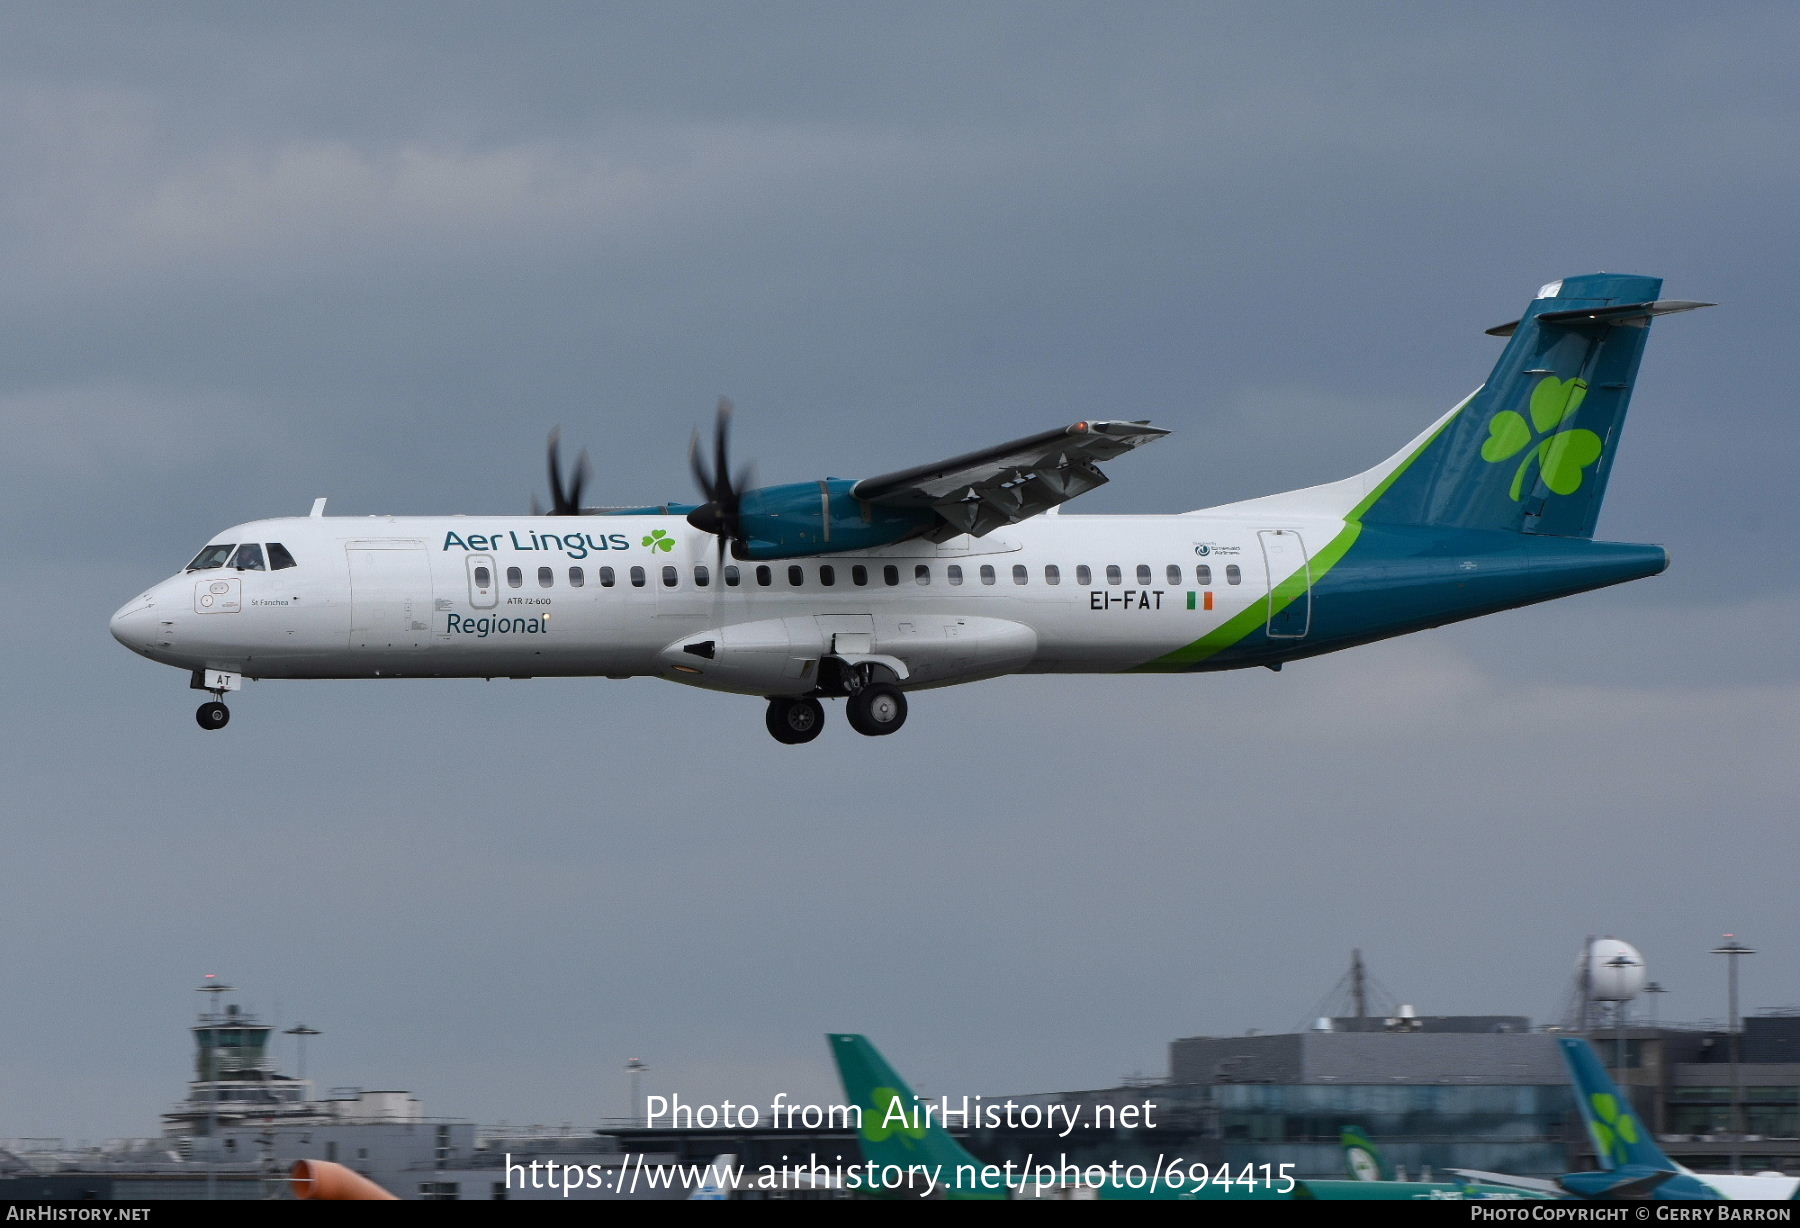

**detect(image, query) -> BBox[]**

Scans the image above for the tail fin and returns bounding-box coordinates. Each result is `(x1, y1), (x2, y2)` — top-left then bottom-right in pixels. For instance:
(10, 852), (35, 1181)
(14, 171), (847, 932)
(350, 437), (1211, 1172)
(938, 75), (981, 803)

(1340, 1125), (1394, 1181)
(1364, 274), (1710, 537)
(1559, 1037), (1677, 1172)
(827, 1033), (1001, 1195)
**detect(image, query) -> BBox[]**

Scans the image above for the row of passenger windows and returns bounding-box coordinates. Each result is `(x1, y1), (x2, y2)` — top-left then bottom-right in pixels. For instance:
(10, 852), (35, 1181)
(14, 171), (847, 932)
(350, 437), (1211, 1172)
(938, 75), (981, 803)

(476, 561), (1244, 591)
(186, 542), (299, 572)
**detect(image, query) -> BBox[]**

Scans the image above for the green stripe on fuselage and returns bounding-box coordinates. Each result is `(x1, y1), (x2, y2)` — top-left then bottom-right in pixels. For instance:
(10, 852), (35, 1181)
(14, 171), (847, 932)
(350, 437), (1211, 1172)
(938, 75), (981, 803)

(1135, 408), (1459, 671)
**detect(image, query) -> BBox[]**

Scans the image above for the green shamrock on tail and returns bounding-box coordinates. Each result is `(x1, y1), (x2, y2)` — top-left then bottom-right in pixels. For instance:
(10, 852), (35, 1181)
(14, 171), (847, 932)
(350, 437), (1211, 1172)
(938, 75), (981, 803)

(861, 1087), (929, 1145)
(1481, 375), (1604, 500)
(642, 529), (675, 552)
(1587, 1092), (1640, 1165)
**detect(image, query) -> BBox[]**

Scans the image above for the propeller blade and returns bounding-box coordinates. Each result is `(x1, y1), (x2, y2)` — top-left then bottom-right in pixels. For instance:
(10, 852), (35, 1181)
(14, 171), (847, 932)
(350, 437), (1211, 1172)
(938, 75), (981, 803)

(685, 397), (752, 561)
(544, 428), (592, 515)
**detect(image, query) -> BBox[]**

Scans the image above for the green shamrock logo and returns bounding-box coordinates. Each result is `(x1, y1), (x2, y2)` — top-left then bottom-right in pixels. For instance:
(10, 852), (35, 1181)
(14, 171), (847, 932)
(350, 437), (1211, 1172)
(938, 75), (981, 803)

(642, 529), (675, 552)
(1480, 376), (1605, 500)
(861, 1087), (928, 1146)
(1587, 1092), (1640, 1165)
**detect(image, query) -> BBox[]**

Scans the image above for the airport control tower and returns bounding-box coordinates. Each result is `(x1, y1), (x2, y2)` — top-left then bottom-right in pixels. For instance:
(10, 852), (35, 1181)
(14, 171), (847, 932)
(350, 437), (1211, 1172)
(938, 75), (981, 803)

(161, 982), (425, 1142)
(161, 986), (326, 1136)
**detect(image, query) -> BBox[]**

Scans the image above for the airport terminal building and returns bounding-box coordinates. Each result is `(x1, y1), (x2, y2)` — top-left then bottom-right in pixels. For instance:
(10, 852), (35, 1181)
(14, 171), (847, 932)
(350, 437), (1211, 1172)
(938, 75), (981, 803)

(625, 1013), (1799, 1184)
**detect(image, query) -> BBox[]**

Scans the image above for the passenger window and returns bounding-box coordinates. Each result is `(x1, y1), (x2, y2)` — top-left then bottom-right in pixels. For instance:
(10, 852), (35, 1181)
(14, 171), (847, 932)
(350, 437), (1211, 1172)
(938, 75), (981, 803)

(852, 565), (868, 586)
(474, 565), (492, 588)
(1196, 564), (1212, 585)
(599, 566), (615, 588)
(506, 566), (523, 588)
(1076, 565), (1091, 585)
(538, 566), (554, 588)
(884, 565), (900, 586)
(230, 543), (266, 571)
(1136, 564), (1152, 585)
(755, 565), (772, 587)
(787, 565), (804, 587)
(267, 543), (298, 571)
(818, 565), (835, 587)
(914, 564), (931, 585)
(568, 567), (584, 588)
(1106, 565), (1122, 585)
(724, 566), (740, 587)
(1044, 564), (1061, 585)
(1166, 564), (1182, 586)
(629, 566), (646, 588)
(947, 565), (963, 586)
(1226, 564), (1242, 585)
(186, 544), (236, 571)
(1013, 564), (1028, 585)
(694, 565), (710, 588)
(979, 565), (996, 585)
(661, 565), (678, 588)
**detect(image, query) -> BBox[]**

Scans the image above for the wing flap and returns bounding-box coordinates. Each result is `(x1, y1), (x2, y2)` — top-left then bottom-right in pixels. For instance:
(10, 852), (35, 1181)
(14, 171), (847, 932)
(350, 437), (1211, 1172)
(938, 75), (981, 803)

(852, 419), (1168, 539)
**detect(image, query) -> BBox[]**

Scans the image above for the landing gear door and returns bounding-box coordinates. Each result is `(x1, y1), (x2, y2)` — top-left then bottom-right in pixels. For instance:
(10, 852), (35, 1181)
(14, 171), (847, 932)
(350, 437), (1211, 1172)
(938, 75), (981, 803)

(1259, 528), (1311, 639)
(467, 554), (498, 609)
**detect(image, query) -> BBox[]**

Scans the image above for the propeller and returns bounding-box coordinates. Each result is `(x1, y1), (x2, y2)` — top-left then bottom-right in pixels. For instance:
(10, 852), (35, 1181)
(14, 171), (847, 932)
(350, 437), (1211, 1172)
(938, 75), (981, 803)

(534, 427), (591, 516)
(686, 397), (755, 564)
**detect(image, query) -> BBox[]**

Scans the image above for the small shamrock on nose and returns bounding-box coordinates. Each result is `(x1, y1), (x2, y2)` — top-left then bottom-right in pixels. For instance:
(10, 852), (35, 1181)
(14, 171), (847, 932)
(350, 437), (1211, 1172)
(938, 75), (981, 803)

(642, 529), (675, 552)
(1480, 376), (1605, 500)
(1587, 1092), (1639, 1164)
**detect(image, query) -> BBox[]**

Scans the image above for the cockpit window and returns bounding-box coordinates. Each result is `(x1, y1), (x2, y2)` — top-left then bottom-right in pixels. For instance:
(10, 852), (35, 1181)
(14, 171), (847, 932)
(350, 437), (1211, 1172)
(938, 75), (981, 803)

(230, 543), (266, 571)
(267, 543), (298, 570)
(186, 544), (236, 571)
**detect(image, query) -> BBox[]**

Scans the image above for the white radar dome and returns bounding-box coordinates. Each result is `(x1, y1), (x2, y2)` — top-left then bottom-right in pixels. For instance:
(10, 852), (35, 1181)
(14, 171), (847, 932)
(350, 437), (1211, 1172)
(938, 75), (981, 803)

(1586, 937), (1647, 1001)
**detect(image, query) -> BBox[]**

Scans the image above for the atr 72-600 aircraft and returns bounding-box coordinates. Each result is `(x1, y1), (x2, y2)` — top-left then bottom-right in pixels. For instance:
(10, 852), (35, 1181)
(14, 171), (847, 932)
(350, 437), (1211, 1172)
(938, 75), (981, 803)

(111, 274), (1706, 742)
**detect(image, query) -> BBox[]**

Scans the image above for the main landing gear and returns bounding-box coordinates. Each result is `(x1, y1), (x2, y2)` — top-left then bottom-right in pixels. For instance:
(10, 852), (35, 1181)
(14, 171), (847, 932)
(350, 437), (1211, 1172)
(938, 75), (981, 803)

(846, 683), (907, 737)
(763, 672), (910, 744)
(766, 696), (824, 744)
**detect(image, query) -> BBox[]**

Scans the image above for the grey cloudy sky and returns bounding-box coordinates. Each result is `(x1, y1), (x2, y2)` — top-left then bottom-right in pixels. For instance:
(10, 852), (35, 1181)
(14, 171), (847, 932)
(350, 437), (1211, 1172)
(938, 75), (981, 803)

(3, 2), (1795, 1139)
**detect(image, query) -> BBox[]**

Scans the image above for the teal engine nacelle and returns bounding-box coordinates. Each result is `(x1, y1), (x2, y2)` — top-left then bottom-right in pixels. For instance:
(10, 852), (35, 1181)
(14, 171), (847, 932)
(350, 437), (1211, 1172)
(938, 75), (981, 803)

(727, 479), (935, 560)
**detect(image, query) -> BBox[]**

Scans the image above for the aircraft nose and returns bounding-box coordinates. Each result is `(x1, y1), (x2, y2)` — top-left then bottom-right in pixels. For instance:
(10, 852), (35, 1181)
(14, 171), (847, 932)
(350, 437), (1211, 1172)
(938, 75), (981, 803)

(110, 595), (157, 650)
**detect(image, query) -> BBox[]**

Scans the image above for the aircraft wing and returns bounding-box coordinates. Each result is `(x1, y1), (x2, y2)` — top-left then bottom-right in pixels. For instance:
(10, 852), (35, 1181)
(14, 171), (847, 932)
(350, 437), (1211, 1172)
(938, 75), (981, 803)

(851, 419), (1169, 540)
(1447, 1169), (1565, 1197)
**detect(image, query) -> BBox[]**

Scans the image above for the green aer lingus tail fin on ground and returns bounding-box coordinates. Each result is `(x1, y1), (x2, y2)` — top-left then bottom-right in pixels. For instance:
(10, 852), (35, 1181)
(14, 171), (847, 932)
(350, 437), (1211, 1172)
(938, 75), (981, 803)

(826, 1033), (1007, 1199)
(1341, 1124), (1394, 1181)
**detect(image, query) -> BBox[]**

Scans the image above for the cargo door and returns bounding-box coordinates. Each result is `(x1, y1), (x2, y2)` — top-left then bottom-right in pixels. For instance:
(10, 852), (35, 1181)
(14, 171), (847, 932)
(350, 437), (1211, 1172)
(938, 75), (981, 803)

(347, 540), (434, 649)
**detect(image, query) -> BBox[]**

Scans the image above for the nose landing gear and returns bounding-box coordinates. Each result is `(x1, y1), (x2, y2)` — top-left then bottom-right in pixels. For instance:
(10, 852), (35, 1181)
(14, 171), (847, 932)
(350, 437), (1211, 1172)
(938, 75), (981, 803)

(190, 668), (242, 732)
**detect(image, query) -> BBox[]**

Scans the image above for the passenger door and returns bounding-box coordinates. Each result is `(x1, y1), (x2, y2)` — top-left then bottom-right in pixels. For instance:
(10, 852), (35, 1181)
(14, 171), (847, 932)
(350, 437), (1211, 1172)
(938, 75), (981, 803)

(1258, 528), (1311, 639)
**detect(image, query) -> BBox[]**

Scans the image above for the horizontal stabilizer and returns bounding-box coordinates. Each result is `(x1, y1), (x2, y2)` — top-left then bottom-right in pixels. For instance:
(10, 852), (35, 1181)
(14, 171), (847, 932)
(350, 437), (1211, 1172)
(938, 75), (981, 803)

(1486, 299), (1714, 337)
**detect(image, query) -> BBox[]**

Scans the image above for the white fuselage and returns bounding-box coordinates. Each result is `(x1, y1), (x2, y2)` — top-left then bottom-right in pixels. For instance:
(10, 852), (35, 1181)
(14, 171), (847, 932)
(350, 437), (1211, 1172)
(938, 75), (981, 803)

(110, 509), (1333, 692)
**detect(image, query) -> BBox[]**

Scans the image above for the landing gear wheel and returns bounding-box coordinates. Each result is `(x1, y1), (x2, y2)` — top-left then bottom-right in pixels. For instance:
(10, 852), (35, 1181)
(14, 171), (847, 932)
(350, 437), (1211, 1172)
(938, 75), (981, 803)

(765, 696), (824, 744)
(846, 683), (907, 737)
(196, 701), (231, 730)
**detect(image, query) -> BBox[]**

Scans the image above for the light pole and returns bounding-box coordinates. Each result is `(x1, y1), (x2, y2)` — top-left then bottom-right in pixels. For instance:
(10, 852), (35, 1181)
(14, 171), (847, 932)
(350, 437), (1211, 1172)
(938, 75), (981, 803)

(197, 977), (235, 1201)
(285, 1025), (322, 1087)
(1709, 934), (1755, 1167)
(625, 1057), (648, 1125)
(1604, 953), (1636, 1086)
